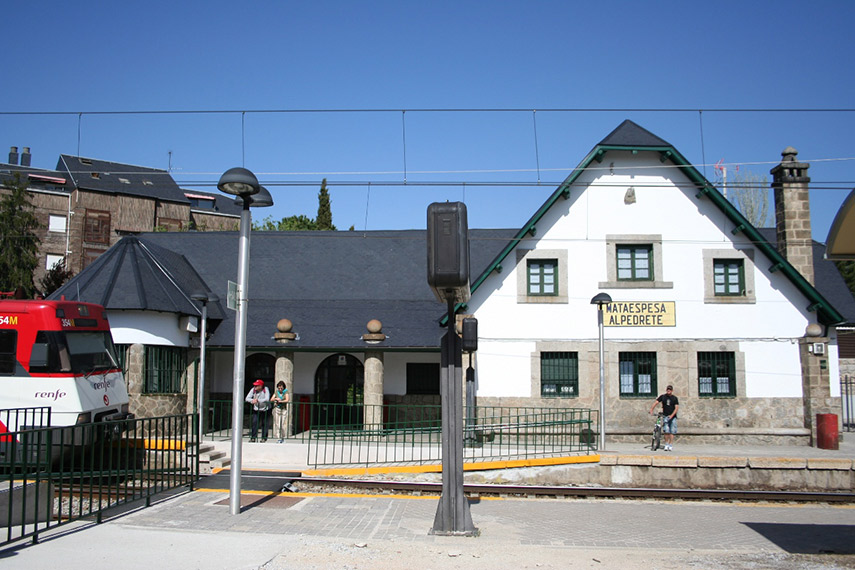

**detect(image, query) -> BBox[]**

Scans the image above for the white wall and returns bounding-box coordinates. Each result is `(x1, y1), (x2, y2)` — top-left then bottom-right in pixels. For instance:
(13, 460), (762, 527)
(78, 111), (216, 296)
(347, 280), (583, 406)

(468, 151), (818, 399)
(109, 311), (190, 346)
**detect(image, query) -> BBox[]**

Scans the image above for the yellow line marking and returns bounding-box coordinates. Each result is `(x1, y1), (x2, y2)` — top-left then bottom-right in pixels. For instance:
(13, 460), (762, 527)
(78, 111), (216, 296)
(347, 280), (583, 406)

(193, 487), (503, 501)
(302, 454), (600, 477)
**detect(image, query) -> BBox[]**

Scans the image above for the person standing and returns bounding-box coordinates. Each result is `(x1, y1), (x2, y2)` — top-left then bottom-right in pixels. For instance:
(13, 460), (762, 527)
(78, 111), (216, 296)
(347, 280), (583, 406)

(649, 385), (679, 451)
(245, 379), (270, 442)
(271, 381), (290, 443)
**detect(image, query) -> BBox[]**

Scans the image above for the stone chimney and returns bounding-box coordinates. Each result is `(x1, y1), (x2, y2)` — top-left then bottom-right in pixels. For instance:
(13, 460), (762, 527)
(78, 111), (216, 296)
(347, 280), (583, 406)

(770, 147), (814, 285)
(20, 147), (31, 167)
(8, 146), (18, 165)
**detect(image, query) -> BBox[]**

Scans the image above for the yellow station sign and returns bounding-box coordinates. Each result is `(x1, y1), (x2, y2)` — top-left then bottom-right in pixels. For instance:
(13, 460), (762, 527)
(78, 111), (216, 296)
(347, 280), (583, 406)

(604, 301), (675, 327)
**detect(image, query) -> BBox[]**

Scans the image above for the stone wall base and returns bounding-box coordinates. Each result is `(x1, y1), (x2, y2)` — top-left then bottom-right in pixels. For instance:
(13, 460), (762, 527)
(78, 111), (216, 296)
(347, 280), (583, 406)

(464, 458), (854, 492)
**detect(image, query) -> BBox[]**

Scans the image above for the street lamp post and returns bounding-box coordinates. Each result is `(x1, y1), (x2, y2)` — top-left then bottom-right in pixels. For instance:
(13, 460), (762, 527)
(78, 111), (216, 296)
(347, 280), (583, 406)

(591, 292), (612, 451)
(191, 291), (217, 446)
(217, 167), (273, 516)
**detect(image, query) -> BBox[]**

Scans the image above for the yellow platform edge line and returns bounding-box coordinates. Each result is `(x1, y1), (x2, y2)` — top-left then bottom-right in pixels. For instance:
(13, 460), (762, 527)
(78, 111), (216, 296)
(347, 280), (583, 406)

(302, 454), (601, 477)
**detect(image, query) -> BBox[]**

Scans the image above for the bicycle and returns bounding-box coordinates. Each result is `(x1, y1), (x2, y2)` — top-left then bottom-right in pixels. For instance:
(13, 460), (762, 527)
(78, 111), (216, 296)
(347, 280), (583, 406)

(650, 412), (664, 451)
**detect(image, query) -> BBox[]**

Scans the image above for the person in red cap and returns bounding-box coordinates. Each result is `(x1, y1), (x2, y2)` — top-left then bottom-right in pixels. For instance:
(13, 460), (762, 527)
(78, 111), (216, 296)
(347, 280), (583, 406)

(245, 379), (270, 442)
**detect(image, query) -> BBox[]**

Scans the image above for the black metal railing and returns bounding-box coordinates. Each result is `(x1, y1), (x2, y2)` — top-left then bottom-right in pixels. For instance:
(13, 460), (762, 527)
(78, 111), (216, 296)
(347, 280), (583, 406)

(1, 413), (197, 547)
(306, 403), (597, 467)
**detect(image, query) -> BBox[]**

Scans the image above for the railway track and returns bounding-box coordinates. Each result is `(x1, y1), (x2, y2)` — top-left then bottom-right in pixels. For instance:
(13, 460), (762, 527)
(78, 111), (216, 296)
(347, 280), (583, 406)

(284, 476), (855, 503)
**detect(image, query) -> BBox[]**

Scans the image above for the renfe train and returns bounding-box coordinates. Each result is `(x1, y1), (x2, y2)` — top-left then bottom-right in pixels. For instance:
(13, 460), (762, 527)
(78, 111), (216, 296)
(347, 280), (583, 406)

(0, 299), (133, 434)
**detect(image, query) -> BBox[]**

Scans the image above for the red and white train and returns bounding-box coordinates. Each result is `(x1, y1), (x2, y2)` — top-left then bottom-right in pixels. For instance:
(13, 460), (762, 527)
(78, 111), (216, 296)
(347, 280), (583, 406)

(0, 299), (132, 437)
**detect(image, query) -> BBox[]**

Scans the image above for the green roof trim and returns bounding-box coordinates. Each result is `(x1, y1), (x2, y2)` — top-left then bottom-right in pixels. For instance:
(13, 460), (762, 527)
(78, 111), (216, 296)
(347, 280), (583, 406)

(468, 133), (845, 327)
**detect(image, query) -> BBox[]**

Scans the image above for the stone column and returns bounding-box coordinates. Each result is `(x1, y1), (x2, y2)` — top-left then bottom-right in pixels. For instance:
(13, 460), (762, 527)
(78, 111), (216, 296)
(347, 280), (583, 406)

(363, 351), (384, 430)
(800, 325), (839, 445)
(126, 343), (145, 418)
(362, 319), (387, 431)
(275, 352), (294, 437)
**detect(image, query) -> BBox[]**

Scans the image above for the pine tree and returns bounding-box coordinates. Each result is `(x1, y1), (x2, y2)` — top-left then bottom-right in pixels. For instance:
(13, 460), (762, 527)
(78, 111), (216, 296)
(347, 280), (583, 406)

(316, 178), (336, 230)
(0, 173), (41, 297)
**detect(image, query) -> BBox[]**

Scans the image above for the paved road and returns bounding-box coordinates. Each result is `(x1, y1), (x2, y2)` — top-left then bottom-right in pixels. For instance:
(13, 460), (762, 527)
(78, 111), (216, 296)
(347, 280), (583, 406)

(2, 483), (854, 570)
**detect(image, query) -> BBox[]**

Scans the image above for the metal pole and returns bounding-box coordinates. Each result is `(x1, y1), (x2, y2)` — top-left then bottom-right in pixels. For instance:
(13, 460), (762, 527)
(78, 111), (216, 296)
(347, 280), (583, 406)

(229, 201), (252, 515)
(598, 306), (606, 451)
(431, 296), (477, 536)
(197, 301), (208, 444)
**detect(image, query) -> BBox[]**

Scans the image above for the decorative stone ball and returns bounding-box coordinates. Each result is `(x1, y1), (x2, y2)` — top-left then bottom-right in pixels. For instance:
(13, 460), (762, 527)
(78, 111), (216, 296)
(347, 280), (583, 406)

(805, 323), (822, 337)
(277, 319), (293, 333)
(366, 319), (383, 334)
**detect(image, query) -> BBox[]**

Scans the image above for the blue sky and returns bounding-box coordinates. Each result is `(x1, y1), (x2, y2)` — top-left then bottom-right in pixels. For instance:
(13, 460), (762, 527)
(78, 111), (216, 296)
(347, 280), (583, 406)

(2, 1), (853, 241)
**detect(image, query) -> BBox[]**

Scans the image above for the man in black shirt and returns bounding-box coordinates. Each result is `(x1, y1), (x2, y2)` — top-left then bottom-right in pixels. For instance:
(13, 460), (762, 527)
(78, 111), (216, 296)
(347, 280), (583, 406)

(649, 385), (679, 451)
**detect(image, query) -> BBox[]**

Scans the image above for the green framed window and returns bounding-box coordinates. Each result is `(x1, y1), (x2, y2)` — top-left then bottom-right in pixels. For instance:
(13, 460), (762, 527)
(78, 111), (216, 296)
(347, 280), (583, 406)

(619, 352), (656, 397)
(527, 259), (558, 296)
(617, 245), (653, 281)
(713, 259), (744, 296)
(144, 345), (186, 394)
(406, 363), (440, 395)
(698, 352), (736, 397)
(540, 351), (578, 398)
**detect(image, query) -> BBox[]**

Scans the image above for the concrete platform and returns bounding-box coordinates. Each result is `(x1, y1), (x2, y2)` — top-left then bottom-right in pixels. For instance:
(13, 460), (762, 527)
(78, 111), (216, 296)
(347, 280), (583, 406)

(203, 434), (855, 491)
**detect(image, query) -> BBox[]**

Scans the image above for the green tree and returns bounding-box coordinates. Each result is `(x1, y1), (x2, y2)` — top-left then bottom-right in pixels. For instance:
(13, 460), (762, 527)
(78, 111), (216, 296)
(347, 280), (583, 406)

(40, 258), (74, 296)
(255, 214), (318, 231)
(0, 173), (41, 297)
(254, 180), (337, 231)
(316, 178), (336, 230)
(835, 260), (855, 297)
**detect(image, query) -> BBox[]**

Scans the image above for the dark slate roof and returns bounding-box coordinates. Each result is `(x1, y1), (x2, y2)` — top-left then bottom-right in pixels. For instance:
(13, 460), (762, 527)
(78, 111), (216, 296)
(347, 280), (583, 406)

(49, 236), (225, 325)
(0, 163), (73, 193)
(597, 119), (672, 147)
(57, 155), (188, 203)
(756, 228), (855, 324)
(65, 229), (515, 350)
(183, 189), (243, 217)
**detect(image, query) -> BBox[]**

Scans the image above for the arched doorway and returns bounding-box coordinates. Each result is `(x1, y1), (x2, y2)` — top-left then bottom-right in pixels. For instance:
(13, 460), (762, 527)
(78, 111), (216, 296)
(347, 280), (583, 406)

(315, 353), (364, 427)
(245, 353), (275, 396)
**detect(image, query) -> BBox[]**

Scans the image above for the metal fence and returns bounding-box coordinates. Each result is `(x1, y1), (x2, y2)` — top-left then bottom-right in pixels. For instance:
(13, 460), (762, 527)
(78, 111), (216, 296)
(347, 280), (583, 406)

(203, 399), (596, 467)
(306, 403), (598, 468)
(843, 373), (855, 432)
(1, 413), (197, 548)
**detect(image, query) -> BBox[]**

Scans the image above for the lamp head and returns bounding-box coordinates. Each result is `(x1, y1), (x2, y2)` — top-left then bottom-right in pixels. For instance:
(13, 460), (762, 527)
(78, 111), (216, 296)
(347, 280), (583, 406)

(234, 185), (274, 208)
(217, 167), (260, 197)
(590, 292), (612, 307)
(191, 291), (219, 303)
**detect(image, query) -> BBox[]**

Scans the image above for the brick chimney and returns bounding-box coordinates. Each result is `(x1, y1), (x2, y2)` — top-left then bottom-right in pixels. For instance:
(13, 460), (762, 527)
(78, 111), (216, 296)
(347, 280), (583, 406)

(770, 147), (814, 285)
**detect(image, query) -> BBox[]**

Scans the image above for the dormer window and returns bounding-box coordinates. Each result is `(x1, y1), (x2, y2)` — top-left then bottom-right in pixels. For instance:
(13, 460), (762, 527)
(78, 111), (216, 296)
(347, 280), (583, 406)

(90, 172), (100, 179)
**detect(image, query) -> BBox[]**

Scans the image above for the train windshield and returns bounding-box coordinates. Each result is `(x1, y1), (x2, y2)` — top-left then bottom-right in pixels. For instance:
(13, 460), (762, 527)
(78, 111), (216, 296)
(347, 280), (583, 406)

(30, 330), (120, 374)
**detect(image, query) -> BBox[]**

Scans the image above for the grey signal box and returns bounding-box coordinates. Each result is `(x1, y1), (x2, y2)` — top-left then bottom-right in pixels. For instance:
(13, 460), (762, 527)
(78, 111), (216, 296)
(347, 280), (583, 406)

(427, 202), (471, 303)
(461, 317), (478, 352)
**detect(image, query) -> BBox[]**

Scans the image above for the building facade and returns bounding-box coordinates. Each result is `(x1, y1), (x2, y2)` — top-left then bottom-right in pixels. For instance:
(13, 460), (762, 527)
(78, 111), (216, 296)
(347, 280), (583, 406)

(1, 147), (241, 288)
(48, 121), (855, 445)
